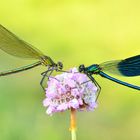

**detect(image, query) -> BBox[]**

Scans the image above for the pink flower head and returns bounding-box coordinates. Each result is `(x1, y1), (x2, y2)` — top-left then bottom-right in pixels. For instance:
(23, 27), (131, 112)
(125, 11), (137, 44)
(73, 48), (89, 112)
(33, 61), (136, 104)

(43, 67), (98, 115)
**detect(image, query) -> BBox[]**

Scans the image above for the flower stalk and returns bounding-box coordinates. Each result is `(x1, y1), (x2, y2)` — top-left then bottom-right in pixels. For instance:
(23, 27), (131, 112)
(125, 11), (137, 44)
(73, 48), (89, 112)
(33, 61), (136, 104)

(70, 108), (77, 140)
(43, 67), (98, 139)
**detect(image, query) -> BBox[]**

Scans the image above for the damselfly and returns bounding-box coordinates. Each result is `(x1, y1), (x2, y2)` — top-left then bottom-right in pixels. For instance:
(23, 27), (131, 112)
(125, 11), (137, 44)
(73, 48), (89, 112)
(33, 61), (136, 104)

(0, 24), (63, 90)
(79, 55), (140, 99)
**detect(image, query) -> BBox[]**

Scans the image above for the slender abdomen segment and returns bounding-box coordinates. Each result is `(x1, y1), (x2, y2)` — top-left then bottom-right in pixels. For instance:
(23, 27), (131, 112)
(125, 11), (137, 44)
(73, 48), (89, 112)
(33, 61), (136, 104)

(99, 71), (140, 90)
(0, 61), (42, 76)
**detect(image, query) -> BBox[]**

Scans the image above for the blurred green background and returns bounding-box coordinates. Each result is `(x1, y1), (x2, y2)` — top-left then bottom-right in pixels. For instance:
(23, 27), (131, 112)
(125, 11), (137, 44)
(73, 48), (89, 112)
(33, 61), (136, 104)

(0, 0), (140, 140)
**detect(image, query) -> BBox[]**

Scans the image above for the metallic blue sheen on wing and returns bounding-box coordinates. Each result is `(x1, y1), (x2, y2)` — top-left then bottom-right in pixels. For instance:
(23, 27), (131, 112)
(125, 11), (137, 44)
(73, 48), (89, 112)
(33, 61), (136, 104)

(118, 55), (140, 76)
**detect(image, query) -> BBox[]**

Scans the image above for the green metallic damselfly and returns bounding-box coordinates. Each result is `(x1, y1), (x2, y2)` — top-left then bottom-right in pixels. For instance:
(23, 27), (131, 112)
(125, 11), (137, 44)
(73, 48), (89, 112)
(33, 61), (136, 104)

(79, 55), (140, 100)
(0, 24), (63, 90)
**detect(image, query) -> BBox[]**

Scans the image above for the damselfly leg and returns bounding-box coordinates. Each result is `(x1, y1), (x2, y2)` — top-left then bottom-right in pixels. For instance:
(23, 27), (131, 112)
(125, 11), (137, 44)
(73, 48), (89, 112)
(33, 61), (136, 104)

(40, 67), (55, 91)
(87, 74), (101, 102)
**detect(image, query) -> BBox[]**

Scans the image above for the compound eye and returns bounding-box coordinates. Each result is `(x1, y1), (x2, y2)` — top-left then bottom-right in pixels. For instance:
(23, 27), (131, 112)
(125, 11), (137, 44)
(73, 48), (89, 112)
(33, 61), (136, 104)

(58, 62), (63, 69)
(79, 64), (85, 72)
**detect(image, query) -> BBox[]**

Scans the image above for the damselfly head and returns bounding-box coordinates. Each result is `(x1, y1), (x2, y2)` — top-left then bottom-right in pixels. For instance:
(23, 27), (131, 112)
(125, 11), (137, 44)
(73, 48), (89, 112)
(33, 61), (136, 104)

(57, 61), (63, 70)
(79, 64), (85, 73)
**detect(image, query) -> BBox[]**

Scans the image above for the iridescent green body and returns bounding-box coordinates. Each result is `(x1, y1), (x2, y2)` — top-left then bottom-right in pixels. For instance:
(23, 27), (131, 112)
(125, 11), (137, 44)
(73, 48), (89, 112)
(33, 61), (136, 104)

(85, 64), (101, 74)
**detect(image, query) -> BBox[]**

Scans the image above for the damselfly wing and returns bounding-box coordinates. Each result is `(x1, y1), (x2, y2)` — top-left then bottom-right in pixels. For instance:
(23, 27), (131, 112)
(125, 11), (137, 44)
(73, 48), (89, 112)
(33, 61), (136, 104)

(0, 24), (63, 90)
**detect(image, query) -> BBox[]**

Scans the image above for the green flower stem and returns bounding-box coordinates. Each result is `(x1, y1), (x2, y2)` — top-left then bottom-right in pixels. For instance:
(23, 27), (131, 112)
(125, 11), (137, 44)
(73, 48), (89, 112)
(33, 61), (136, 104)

(70, 108), (77, 140)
